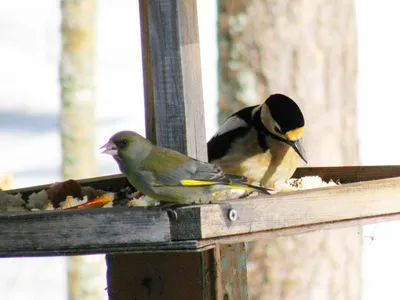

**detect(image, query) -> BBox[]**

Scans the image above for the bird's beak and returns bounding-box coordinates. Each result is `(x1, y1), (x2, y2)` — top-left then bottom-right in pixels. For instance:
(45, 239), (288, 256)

(100, 141), (118, 156)
(290, 139), (307, 163)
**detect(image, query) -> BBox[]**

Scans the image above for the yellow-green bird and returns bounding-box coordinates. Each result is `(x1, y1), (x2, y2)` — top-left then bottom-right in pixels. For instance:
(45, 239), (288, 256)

(101, 131), (273, 204)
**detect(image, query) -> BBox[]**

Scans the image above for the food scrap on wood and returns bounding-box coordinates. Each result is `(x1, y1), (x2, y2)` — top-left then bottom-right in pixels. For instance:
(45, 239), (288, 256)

(0, 175), (339, 213)
(0, 179), (118, 212)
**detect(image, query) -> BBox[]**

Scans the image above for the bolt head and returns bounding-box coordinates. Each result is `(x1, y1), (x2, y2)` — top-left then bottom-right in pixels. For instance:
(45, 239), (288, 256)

(228, 209), (238, 221)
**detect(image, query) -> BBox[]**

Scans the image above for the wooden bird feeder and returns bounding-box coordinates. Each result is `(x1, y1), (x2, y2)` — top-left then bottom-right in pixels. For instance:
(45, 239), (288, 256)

(2, 1), (400, 299)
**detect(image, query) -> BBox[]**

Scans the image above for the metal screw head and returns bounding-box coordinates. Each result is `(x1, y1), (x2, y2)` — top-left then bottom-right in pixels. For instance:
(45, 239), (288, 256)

(228, 209), (238, 221)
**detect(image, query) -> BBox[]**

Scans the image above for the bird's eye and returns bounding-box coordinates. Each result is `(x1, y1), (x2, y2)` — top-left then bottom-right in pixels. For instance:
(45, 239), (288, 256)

(274, 126), (282, 134)
(117, 139), (128, 148)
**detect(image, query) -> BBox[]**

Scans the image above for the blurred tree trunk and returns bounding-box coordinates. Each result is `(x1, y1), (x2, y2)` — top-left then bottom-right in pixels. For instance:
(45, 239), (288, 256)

(59, 1), (105, 300)
(218, 0), (360, 299)
(60, 0), (97, 180)
(0, 173), (12, 190)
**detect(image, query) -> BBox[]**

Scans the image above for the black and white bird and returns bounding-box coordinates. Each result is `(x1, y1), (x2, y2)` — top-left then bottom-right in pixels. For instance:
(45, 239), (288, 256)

(207, 93), (307, 188)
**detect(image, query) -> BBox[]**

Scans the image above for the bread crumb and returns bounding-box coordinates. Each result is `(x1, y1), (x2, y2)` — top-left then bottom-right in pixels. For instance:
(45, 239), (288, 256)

(26, 190), (50, 210)
(127, 195), (159, 207)
(274, 176), (339, 192)
(0, 191), (25, 212)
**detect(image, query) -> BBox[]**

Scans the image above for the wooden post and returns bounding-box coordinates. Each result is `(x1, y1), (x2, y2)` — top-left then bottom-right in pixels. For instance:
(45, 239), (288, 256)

(106, 0), (248, 299)
(139, 0), (207, 161)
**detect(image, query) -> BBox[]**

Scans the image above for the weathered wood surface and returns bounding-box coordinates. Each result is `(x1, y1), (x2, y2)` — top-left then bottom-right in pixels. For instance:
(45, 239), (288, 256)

(139, 0), (207, 161)
(107, 248), (219, 299)
(109, 1), (215, 299)
(106, 243), (247, 299)
(293, 165), (400, 183)
(217, 244), (248, 299)
(171, 176), (400, 240)
(3, 172), (400, 257)
(0, 207), (170, 257)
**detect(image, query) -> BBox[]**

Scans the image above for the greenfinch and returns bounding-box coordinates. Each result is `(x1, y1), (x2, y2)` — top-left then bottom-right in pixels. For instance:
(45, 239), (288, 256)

(101, 131), (272, 204)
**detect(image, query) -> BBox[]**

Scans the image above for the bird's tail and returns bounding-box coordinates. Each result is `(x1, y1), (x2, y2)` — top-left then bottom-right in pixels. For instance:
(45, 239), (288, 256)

(221, 174), (273, 195)
(179, 174), (274, 195)
(225, 182), (274, 195)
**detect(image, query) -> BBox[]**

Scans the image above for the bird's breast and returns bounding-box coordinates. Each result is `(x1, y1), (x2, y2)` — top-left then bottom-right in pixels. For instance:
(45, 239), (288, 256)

(210, 130), (270, 183)
(210, 132), (300, 188)
(259, 138), (299, 187)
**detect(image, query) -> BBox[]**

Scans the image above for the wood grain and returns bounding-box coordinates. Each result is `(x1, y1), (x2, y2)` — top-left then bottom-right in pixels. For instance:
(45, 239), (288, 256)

(218, 244), (248, 299)
(171, 176), (400, 240)
(108, 1), (212, 299)
(106, 250), (217, 299)
(0, 207), (170, 257)
(293, 165), (400, 183)
(139, 0), (207, 160)
(3, 167), (400, 258)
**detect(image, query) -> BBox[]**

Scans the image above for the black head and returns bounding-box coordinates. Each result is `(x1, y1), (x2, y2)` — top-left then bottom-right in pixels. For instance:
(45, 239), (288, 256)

(266, 93), (305, 134)
(261, 94), (307, 163)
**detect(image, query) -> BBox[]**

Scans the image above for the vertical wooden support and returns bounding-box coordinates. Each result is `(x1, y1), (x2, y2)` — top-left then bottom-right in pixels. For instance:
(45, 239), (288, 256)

(107, 250), (218, 299)
(218, 244), (248, 299)
(139, 0), (207, 160)
(107, 245), (248, 299)
(106, 0), (248, 299)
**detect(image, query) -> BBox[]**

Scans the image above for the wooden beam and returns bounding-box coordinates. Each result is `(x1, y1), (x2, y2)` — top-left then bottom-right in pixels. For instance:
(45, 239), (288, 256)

(218, 244), (248, 299)
(4, 175), (400, 257)
(106, 0), (220, 299)
(106, 243), (248, 299)
(0, 207), (170, 257)
(107, 249), (219, 299)
(139, 0), (207, 160)
(171, 176), (400, 240)
(293, 165), (400, 183)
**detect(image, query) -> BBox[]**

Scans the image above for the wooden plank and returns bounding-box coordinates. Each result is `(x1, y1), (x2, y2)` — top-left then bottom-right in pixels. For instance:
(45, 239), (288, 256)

(107, 1), (216, 299)
(218, 244), (248, 299)
(199, 212), (400, 246)
(170, 176), (400, 240)
(4, 167), (400, 258)
(0, 241), (214, 258)
(0, 207), (170, 257)
(139, 0), (207, 160)
(4, 175), (400, 257)
(293, 165), (400, 183)
(105, 244), (250, 299)
(106, 248), (220, 299)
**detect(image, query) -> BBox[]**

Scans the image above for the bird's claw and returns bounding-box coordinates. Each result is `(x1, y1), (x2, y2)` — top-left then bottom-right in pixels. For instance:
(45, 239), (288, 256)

(166, 208), (178, 220)
(157, 202), (187, 220)
(238, 191), (253, 199)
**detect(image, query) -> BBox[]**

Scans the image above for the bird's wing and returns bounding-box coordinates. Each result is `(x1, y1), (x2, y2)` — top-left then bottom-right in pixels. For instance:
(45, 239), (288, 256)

(207, 106), (256, 161)
(141, 146), (248, 187)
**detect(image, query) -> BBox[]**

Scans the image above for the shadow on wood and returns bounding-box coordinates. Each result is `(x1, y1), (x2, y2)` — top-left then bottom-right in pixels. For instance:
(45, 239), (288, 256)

(106, 244), (248, 300)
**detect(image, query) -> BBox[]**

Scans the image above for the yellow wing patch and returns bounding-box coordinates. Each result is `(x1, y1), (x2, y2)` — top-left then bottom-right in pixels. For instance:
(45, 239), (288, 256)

(180, 179), (216, 186)
(180, 180), (253, 192)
